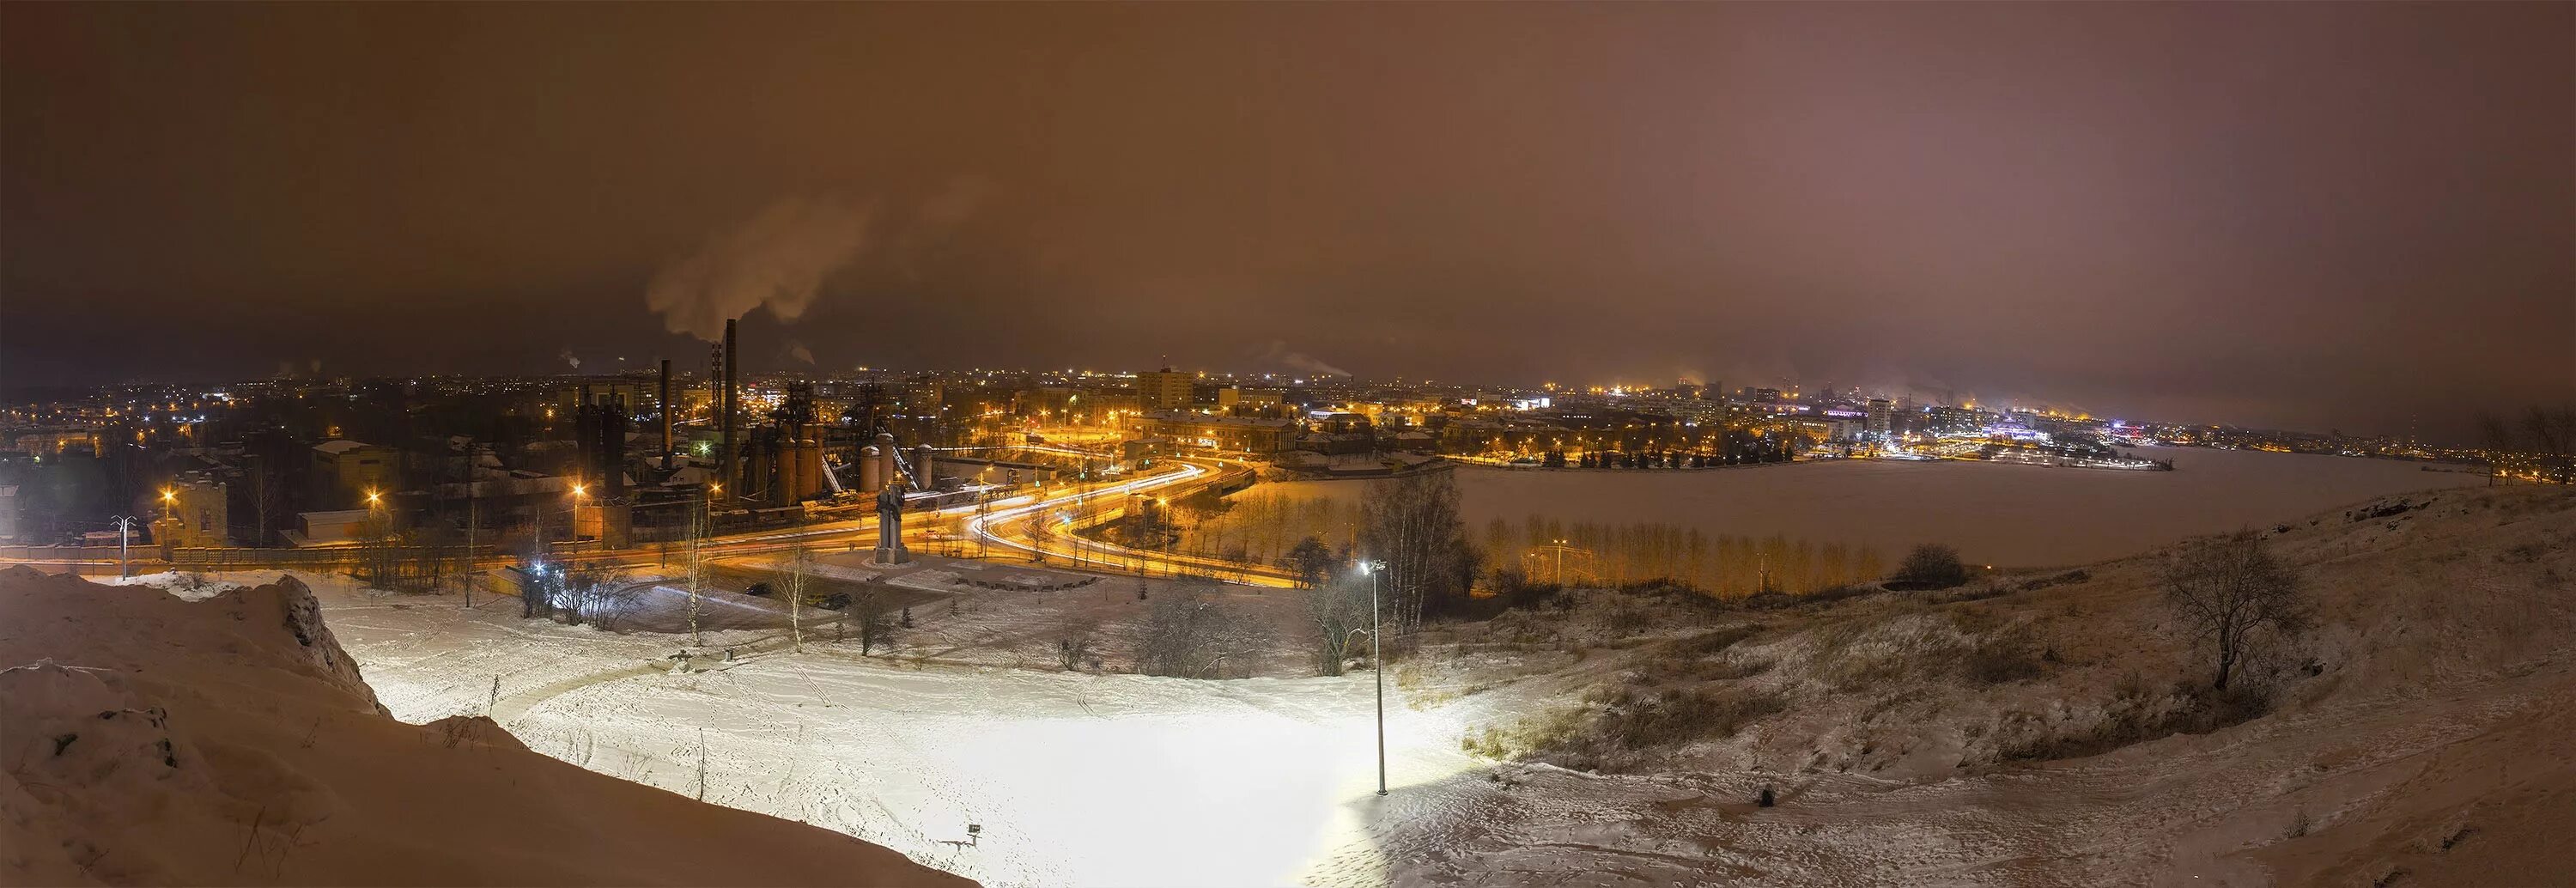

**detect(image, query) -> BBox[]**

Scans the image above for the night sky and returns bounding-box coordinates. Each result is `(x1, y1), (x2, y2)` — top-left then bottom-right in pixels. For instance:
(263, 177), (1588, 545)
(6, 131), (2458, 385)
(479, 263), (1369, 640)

(3, 3), (2568, 438)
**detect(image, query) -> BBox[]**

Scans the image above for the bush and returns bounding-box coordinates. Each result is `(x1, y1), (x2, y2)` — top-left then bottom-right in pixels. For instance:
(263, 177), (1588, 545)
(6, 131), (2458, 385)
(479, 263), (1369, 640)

(1994, 679), (2273, 762)
(1460, 707), (1587, 760)
(1670, 623), (1764, 657)
(1961, 625), (2044, 685)
(1894, 544), (1970, 588)
(1132, 593), (1267, 678)
(1597, 687), (1787, 750)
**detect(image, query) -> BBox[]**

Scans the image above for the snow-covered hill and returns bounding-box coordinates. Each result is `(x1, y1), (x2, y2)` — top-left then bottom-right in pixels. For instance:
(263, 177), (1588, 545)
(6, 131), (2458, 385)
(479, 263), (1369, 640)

(1359, 484), (2576, 886)
(0, 567), (972, 887)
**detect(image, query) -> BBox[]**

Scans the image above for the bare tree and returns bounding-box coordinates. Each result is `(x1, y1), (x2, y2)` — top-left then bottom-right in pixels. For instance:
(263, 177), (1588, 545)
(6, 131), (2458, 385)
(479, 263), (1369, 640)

(1132, 588), (1267, 678)
(1303, 575), (1369, 676)
(2476, 411), (2513, 484)
(1054, 616), (1097, 671)
(2524, 405), (2571, 459)
(2524, 404), (2576, 484)
(777, 540), (813, 652)
(2163, 531), (2306, 690)
(582, 575), (644, 631)
(553, 563), (630, 628)
(1277, 536), (1335, 588)
(1358, 469), (1473, 636)
(355, 514), (404, 591)
(848, 586), (901, 655)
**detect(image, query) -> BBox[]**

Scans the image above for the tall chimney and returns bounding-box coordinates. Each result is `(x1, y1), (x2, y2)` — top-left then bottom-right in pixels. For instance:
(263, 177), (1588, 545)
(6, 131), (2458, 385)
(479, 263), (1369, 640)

(721, 318), (739, 496)
(658, 359), (674, 471)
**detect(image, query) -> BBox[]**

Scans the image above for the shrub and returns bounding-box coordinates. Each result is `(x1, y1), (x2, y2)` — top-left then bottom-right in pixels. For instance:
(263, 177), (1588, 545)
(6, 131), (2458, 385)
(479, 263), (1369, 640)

(1894, 544), (1970, 588)
(1597, 687), (1788, 750)
(1994, 679), (2273, 762)
(1132, 593), (1267, 678)
(1459, 707), (1587, 760)
(1961, 625), (2044, 685)
(1670, 623), (1764, 657)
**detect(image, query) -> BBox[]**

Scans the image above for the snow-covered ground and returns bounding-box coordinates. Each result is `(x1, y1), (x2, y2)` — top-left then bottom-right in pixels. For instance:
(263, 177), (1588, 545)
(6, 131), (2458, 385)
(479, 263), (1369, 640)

(252, 570), (1479, 887)
(106, 482), (2573, 886)
(2, 568), (963, 887)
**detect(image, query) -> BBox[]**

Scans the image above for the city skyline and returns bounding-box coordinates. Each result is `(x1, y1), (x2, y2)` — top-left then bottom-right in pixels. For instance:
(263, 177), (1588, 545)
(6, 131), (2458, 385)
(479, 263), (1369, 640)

(5, 3), (2570, 442)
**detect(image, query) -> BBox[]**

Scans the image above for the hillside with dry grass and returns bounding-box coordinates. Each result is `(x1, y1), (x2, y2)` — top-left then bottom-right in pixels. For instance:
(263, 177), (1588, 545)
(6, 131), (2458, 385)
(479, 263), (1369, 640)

(1351, 484), (2576, 886)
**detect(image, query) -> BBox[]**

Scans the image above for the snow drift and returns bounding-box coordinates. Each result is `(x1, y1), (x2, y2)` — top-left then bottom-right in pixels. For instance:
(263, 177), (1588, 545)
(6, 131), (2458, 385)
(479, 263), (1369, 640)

(0, 567), (973, 886)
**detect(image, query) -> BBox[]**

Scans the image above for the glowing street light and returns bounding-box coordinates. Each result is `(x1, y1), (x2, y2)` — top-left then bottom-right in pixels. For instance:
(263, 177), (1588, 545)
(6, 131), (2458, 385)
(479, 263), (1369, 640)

(1357, 558), (1388, 796)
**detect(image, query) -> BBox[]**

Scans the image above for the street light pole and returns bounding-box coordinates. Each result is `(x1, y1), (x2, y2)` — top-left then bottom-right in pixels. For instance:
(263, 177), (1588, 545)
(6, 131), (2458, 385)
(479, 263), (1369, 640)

(108, 515), (139, 578)
(1367, 559), (1386, 796)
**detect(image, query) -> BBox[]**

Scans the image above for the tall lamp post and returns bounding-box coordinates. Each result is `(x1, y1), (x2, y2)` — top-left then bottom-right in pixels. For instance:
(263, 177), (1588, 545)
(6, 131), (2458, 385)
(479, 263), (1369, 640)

(108, 515), (142, 578)
(569, 484), (589, 552)
(1360, 559), (1387, 796)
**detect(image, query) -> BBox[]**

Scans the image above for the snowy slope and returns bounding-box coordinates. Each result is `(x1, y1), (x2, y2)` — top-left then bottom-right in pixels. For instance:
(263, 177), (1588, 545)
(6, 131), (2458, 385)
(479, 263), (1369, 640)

(0, 567), (972, 887)
(1352, 485), (2576, 886)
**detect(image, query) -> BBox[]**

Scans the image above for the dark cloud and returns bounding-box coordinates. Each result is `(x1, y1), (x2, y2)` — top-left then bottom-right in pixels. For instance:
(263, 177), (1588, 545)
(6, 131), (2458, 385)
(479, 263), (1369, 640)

(3, 3), (2568, 439)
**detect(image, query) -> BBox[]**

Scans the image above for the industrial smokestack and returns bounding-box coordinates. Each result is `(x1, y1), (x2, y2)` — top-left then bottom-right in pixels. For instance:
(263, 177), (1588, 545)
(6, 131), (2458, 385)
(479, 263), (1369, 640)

(659, 359), (674, 471)
(721, 318), (739, 496)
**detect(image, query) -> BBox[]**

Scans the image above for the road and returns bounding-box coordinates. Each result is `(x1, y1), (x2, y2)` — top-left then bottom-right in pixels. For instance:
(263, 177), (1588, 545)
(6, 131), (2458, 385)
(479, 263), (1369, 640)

(3, 451), (1300, 587)
(960, 457), (1302, 587)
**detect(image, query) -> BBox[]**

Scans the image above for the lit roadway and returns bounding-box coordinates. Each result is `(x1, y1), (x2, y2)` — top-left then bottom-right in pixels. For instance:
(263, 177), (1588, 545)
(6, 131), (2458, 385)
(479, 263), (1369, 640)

(962, 457), (1299, 588)
(6, 449), (1300, 587)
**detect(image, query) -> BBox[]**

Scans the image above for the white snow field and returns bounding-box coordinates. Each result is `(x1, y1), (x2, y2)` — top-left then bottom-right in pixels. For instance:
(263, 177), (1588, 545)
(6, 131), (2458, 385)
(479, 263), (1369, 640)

(292, 571), (1482, 887)
(72, 482), (2570, 887)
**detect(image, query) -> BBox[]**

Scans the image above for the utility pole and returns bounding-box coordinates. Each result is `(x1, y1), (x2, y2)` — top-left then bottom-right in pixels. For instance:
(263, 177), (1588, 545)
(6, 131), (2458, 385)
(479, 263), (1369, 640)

(463, 454), (477, 609)
(688, 486), (706, 647)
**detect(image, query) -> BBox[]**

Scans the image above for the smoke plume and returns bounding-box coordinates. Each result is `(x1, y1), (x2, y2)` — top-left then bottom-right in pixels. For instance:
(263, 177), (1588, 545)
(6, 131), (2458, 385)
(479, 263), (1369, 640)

(1260, 340), (1349, 378)
(558, 348), (580, 369)
(786, 340), (816, 365)
(646, 197), (875, 341)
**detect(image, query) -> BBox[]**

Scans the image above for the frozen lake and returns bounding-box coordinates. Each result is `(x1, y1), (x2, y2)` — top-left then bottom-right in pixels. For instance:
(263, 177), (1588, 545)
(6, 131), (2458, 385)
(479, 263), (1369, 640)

(1250, 447), (2485, 568)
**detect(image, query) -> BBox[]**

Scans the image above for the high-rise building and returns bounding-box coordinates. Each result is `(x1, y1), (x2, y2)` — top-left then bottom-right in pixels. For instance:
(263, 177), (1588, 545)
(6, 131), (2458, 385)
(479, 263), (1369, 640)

(1138, 365), (1195, 412)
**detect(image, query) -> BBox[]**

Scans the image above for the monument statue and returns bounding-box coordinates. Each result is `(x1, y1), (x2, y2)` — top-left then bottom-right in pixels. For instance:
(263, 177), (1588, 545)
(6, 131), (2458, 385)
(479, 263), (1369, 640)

(874, 480), (910, 565)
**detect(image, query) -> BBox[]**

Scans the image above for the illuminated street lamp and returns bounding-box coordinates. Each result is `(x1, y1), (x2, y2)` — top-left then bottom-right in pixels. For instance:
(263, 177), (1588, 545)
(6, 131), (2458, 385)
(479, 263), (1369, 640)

(570, 484), (591, 550)
(1358, 558), (1388, 796)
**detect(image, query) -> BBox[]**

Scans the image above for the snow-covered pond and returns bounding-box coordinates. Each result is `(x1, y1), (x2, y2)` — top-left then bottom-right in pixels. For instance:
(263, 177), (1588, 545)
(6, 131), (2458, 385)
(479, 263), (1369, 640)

(1247, 447), (2484, 567)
